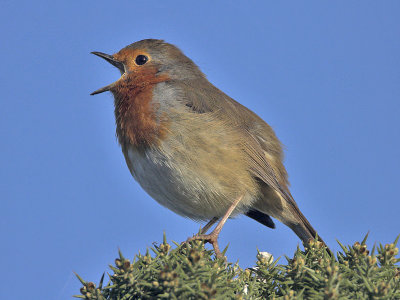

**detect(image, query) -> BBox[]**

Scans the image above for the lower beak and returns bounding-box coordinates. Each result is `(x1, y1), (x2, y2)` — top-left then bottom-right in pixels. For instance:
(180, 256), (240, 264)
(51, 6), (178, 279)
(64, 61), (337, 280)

(90, 51), (125, 95)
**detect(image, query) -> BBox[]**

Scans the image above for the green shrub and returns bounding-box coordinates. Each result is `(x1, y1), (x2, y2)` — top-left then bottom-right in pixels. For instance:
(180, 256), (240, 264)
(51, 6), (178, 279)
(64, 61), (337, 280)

(75, 234), (400, 299)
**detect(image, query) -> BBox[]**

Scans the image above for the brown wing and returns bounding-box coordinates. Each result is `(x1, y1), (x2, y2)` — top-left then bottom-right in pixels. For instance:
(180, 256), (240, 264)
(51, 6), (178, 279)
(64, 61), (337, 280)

(175, 78), (293, 202)
(173, 79), (323, 245)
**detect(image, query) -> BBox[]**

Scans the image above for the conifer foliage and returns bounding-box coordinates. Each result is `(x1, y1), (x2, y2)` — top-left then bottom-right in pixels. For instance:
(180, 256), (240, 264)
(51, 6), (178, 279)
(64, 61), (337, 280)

(75, 234), (400, 299)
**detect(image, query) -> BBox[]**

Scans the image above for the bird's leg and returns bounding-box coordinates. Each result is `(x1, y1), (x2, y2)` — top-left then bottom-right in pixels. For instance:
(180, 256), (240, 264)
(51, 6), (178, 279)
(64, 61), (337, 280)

(187, 195), (244, 257)
(200, 217), (219, 234)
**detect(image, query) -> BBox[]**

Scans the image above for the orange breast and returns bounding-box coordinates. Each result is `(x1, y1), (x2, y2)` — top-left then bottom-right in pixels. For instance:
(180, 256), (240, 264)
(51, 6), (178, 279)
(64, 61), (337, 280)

(111, 68), (170, 148)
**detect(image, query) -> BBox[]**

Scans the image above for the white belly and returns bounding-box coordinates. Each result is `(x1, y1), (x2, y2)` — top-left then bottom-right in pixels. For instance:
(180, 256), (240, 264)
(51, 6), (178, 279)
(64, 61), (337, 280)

(125, 145), (256, 221)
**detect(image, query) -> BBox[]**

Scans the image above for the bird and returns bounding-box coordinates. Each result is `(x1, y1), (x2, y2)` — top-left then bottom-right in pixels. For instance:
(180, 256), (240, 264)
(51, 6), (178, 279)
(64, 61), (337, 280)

(91, 39), (327, 257)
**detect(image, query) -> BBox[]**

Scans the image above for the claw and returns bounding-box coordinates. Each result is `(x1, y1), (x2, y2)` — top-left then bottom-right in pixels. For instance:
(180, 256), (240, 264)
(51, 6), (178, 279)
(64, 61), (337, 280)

(182, 196), (244, 258)
(186, 233), (223, 258)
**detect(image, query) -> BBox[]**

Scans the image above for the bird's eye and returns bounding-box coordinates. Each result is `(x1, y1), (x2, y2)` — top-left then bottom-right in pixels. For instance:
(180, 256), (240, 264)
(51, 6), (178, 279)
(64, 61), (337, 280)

(135, 55), (148, 65)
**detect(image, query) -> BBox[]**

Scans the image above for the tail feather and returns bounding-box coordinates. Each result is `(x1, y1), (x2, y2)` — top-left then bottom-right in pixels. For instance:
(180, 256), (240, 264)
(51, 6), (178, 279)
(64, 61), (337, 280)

(249, 183), (331, 254)
(245, 209), (275, 229)
(287, 208), (331, 255)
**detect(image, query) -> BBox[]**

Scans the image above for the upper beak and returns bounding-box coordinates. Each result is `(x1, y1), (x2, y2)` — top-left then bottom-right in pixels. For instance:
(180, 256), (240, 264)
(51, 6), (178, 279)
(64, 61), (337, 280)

(90, 51), (125, 95)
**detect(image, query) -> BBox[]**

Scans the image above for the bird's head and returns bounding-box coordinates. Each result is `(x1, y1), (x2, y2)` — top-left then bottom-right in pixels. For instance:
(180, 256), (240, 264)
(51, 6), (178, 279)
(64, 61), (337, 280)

(91, 39), (204, 95)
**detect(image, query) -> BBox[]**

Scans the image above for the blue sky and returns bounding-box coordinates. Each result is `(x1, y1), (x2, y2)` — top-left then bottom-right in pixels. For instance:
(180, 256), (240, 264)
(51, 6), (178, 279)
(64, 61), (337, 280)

(1, 1), (399, 299)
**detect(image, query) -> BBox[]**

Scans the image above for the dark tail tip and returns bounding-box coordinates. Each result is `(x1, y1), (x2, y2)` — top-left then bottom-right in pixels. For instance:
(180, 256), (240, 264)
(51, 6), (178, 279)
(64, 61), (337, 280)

(246, 209), (276, 229)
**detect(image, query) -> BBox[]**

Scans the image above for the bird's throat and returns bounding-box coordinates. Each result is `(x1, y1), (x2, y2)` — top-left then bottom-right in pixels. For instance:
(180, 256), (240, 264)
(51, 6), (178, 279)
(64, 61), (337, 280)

(111, 70), (170, 148)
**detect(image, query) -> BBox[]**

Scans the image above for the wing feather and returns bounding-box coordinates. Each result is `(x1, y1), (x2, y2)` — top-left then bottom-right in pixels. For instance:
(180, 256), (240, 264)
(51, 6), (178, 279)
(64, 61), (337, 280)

(174, 79), (297, 208)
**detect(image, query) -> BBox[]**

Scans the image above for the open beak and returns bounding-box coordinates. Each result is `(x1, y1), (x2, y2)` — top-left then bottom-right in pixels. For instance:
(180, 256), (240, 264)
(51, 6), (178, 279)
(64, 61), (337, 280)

(90, 52), (125, 95)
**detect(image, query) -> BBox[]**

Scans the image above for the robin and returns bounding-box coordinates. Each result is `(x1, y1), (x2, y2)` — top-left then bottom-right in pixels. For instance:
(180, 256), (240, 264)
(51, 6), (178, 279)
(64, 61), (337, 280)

(91, 39), (327, 257)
